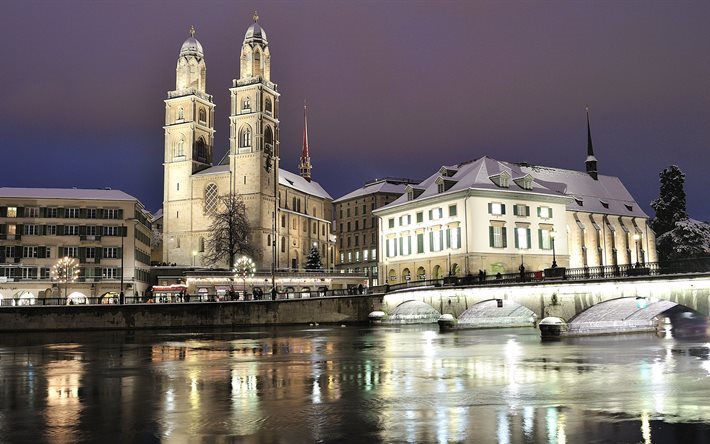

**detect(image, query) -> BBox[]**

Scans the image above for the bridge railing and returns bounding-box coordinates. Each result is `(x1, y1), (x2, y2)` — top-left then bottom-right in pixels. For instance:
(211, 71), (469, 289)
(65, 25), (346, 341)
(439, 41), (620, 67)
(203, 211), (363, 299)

(375, 256), (710, 294)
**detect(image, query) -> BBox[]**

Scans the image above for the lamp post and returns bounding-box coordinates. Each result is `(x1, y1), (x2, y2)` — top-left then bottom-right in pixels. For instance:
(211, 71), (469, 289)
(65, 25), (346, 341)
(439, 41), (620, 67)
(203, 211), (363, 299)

(192, 250), (197, 267)
(120, 217), (139, 304)
(633, 233), (641, 268)
(550, 230), (557, 268)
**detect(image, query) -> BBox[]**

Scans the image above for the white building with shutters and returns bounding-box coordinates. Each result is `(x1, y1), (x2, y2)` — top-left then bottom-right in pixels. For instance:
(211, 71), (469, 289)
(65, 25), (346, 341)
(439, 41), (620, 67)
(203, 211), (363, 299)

(374, 156), (656, 283)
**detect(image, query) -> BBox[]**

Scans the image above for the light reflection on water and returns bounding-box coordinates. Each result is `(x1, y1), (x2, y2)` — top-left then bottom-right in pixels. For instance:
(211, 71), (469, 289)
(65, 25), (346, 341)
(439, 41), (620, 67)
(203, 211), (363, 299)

(0, 326), (709, 443)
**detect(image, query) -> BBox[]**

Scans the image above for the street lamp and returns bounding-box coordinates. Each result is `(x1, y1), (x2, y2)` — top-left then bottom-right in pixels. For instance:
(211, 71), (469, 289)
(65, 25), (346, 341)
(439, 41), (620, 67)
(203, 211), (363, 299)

(192, 250), (197, 267)
(550, 230), (558, 268)
(120, 217), (139, 304)
(633, 233), (641, 268)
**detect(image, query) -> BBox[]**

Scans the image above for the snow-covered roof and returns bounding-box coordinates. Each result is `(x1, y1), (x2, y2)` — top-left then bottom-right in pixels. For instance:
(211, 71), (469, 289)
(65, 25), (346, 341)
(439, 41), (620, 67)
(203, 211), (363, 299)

(333, 178), (416, 203)
(151, 208), (163, 221)
(193, 165), (230, 176)
(384, 156), (567, 210)
(519, 164), (648, 217)
(0, 187), (139, 202)
(279, 169), (332, 200)
(379, 156), (646, 218)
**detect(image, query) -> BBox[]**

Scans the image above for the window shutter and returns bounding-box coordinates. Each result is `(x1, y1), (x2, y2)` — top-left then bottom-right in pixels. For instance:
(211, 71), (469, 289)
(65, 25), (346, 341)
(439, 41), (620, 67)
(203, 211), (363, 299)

(513, 205), (518, 216)
(428, 209), (433, 220)
(0, 207), (6, 217)
(489, 226), (494, 247)
(456, 227), (461, 248)
(537, 207), (541, 217)
(97, 209), (104, 219)
(446, 229), (450, 248)
(80, 208), (87, 219)
(549, 208), (553, 218)
(429, 232), (434, 251)
(17, 207), (24, 218)
(79, 225), (87, 236)
(514, 229), (519, 249)
(79, 247), (86, 263)
(538, 229), (543, 249)
(527, 229), (532, 249)
(439, 231), (444, 250)
(398, 237), (402, 255)
(407, 236), (412, 254)
(57, 208), (65, 218)
(487, 203), (492, 214)
(501, 204), (506, 215)
(385, 241), (389, 257)
(57, 225), (64, 236)
(118, 209), (124, 219)
(526, 206), (530, 216)
(502, 227), (508, 247)
(40, 207), (47, 217)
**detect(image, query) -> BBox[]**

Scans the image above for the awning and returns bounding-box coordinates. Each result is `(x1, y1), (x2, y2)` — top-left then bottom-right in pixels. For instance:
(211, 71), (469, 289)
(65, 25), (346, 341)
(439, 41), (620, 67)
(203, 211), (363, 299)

(197, 287), (209, 294)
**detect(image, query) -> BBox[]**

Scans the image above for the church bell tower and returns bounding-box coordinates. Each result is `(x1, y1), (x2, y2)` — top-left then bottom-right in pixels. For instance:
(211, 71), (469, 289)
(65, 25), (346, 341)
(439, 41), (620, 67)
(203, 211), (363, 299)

(228, 13), (280, 266)
(162, 26), (215, 264)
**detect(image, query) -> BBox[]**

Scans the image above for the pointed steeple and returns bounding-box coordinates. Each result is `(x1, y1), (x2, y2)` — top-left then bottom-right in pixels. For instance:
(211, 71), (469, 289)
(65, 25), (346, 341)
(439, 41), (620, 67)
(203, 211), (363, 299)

(585, 106), (598, 180)
(299, 101), (313, 182)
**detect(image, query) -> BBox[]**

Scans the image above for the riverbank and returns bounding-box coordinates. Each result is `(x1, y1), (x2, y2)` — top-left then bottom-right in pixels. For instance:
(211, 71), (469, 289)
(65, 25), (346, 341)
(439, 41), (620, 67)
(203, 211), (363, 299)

(0, 295), (382, 332)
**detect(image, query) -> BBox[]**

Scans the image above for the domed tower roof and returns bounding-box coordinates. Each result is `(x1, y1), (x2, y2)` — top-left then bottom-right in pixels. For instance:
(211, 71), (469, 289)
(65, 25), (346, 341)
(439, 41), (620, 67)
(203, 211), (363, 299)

(244, 11), (268, 44)
(180, 25), (204, 57)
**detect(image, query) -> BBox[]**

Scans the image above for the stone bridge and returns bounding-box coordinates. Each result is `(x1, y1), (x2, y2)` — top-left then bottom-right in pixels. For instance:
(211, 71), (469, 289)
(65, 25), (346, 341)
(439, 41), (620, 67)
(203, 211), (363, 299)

(377, 273), (710, 328)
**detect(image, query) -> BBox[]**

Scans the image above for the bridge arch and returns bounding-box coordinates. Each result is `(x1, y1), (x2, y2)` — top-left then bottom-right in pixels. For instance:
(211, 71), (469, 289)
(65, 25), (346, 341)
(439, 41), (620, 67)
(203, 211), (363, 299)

(456, 299), (536, 328)
(565, 297), (678, 335)
(387, 300), (440, 324)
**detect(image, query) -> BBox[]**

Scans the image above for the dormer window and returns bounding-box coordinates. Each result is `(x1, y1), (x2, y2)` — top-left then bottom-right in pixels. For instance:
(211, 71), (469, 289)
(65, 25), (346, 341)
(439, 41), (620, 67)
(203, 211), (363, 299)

(435, 176), (456, 193)
(600, 200), (609, 209)
(514, 174), (534, 190)
(490, 171), (511, 188)
(438, 166), (457, 177)
(624, 204), (633, 211)
(407, 189), (414, 201)
(575, 197), (583, 207)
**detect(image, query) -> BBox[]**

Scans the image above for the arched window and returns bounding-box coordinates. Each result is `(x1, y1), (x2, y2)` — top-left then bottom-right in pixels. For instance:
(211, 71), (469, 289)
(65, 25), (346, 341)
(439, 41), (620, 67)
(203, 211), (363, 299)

(239, 126), (252, 148)
(242, 97), (251, 111)
(198, 108), (206, 123)
(199, 237), (205, 252)
(176, 137), (185, 157)
(264, 126), (274, 153)
(204, 183), (218, 214)
(402, 268), (411, 282)
(195, 137), (207, 161)
(177, 107), (184, 120)
(265, 98), (273, 115)
(417, 266), (426, 280)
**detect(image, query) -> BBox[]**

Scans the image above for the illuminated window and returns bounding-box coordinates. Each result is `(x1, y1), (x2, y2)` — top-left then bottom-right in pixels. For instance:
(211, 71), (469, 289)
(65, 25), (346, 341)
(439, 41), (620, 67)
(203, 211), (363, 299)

(204, 183), (218, 214)
(515, 227), (531, 249)
(538, 206), (552, 219)
(489, 226), (506, 248)
(7, 207), (17, 218)
(489, 202), (505, 216)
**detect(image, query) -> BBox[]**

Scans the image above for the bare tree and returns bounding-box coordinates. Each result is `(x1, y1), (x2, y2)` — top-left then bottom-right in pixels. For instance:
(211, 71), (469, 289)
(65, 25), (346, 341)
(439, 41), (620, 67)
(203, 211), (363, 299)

(203, 193), (253, 268)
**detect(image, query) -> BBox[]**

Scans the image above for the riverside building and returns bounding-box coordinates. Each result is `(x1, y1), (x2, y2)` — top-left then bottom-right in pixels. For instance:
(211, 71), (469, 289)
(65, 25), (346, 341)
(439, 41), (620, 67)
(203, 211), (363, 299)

(333, 178), (418, 286)
(374, 118), (656, 283)
(0, 188), (152, 303)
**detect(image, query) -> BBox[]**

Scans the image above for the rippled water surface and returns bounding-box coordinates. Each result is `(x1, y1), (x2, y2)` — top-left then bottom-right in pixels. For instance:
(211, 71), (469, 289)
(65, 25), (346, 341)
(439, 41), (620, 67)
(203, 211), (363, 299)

(1, 325), (709, 443)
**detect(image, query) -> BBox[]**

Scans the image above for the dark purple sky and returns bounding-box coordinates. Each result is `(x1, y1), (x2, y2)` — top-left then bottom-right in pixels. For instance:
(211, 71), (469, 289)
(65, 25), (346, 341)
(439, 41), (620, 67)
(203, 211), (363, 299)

(2, 1), (709, 221)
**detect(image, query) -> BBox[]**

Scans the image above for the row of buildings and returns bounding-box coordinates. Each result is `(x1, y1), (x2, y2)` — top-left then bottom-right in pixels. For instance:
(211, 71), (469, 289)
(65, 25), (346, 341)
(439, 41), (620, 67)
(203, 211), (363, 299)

(0, 16), (656, 301)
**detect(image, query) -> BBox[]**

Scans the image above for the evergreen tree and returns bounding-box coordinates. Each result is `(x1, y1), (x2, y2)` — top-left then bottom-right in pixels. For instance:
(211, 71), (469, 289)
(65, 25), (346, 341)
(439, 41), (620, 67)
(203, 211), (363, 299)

(305, 245), (322, 271)
(650, 165), (687, 236)
(203, 193), (253, 268)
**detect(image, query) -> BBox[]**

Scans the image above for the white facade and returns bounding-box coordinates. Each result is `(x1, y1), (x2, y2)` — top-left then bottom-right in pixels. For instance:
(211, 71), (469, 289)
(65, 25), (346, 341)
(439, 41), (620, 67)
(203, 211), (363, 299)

(375, 156), (655, 283)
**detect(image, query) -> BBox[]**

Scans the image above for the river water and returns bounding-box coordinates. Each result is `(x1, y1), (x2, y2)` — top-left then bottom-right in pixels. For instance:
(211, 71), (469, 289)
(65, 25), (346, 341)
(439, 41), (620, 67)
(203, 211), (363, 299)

(0, 325), (709, 443)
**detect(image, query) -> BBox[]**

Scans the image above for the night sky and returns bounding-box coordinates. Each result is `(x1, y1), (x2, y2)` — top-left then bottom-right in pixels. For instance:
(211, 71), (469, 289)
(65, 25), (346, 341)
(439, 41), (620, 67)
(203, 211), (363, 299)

(2, 1), (709, 221)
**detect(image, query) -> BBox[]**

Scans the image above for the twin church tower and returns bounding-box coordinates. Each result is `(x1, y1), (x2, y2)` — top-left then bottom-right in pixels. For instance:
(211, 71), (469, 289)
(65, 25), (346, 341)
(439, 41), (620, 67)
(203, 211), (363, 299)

(162, 15), (332, 270)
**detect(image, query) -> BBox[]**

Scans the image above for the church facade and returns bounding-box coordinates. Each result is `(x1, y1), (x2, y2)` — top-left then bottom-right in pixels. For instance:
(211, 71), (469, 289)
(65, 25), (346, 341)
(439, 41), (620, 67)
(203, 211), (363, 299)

(162, 17), (334, 271)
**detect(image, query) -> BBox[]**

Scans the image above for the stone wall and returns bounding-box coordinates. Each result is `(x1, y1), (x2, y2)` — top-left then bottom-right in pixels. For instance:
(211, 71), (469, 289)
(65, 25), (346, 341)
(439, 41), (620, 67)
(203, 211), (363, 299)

(0, 296), (383, 332)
